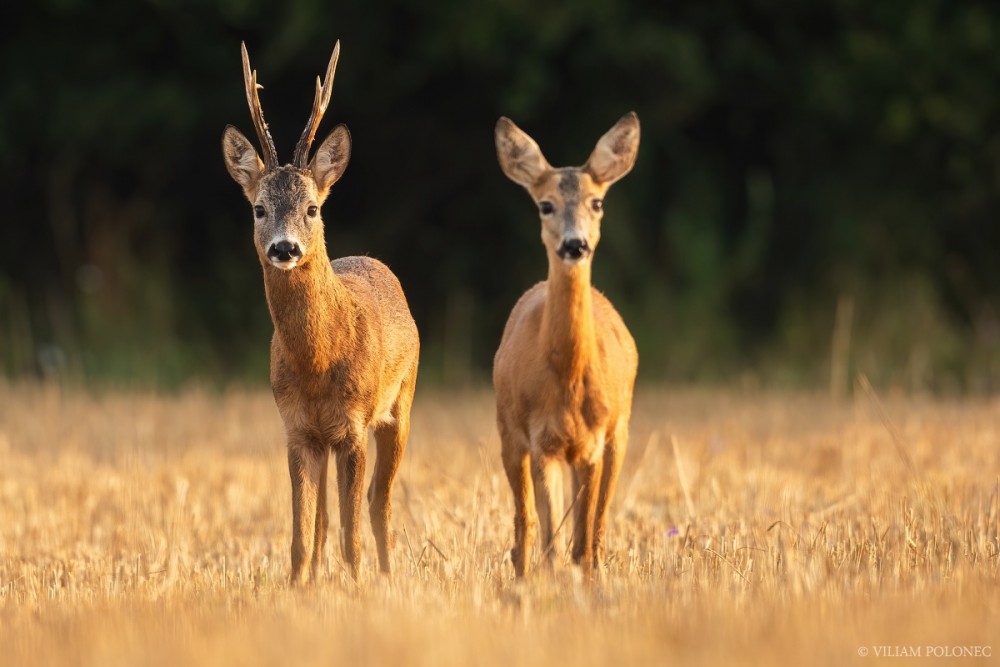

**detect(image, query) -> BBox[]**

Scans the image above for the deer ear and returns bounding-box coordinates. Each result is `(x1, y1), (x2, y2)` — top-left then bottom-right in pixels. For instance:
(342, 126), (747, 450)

(584, 112), (640, 186)
(310, 124), (351, 198)
(222, 125), (264, 200)
(495, 117), (552, 189)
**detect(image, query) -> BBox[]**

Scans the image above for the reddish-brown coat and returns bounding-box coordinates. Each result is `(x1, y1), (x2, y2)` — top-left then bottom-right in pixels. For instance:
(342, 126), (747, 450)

(493, 113), (640, 576)
(223, 43), (418, 584)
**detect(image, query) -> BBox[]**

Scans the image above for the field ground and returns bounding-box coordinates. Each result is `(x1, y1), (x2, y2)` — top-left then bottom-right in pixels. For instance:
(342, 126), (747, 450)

(0, 383), (997, 666)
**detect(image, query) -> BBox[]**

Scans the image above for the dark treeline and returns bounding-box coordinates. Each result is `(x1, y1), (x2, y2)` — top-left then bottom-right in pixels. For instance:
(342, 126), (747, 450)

(2, 0), (1000, 389)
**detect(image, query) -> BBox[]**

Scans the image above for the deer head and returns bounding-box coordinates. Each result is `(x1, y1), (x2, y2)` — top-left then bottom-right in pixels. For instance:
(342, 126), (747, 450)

(222, 42), (351, 271)
(495, 113), (640, 267)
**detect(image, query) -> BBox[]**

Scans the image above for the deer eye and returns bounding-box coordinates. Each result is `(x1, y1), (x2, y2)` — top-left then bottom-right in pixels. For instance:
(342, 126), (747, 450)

(254, 205), (266, 219)
(591, 199), (603, 213)
(539, 201), (555, 216)
(307, 205), (318, 218)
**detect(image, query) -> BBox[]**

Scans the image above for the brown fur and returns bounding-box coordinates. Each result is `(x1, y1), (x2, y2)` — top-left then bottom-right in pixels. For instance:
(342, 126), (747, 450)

(493, 113), (640, 576)
(222, 44), (419, 584)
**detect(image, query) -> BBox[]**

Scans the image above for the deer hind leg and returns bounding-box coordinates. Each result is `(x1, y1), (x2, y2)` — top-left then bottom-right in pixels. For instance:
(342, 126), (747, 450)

(335, 440), (367, 582)
(287, 436), (327, 586)
(593, 421), (628, 569)
(368, 366), (417, 575)
(532, 454), (563, 567)
(570, 454), (603, 574)
(369, 419), (406, 574)
(501, 436), (536, 577)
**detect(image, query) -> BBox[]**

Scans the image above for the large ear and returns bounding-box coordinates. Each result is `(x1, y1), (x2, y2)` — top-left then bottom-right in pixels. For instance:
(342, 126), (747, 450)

(584, 112), (640, 186)
(495, 117), (552, 189)
(222, 125), (265, 200)
(310, 124), (352, 199)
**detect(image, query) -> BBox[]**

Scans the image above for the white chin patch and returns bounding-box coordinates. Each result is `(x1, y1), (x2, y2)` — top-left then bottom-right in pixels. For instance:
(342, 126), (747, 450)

(269, 258), (300, 271)
(561, 255), (591, 267)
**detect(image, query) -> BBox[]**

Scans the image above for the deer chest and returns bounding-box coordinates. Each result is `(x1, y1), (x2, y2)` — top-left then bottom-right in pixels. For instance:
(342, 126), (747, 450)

(527, 384), (612, 463)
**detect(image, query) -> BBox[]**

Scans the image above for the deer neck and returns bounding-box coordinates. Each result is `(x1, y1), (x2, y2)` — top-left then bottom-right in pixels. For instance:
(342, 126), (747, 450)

(542, 258), (596, 380)
(262, 246), (356, 374)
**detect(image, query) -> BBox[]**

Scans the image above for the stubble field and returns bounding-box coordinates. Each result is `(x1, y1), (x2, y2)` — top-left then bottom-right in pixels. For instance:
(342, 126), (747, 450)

(0, 382), (997, 666)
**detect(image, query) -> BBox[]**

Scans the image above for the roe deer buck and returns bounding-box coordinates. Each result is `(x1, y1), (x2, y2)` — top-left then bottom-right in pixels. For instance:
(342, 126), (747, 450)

(493, 113), (640, 577)
(221, 42), (419, 584)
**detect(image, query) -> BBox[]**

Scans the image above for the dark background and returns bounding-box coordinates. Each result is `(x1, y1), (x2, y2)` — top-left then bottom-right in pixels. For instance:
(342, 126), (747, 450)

(2, 0), (1000, 390)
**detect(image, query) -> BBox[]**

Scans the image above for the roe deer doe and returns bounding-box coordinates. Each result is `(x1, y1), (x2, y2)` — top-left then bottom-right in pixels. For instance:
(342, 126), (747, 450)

(493, 113), (640, 577)
(222, 42), (419, 584)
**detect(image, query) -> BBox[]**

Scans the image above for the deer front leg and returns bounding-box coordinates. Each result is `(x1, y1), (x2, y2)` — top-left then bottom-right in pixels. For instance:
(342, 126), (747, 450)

(311, 447), (330, 581)
(287, 438), (327, 586)
(336, 441), (367, 581)
(571, 455), (603, 574)
(533, 454), (563, 567)
(502, 445), (536, 577)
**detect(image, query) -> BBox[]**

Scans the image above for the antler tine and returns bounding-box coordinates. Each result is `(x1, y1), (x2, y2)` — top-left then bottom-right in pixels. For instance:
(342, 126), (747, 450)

(241, 42), (278, 170)
(293, 41), (341, 168)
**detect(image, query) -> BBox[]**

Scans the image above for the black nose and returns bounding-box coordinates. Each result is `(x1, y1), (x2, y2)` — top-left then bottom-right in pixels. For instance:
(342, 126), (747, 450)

(558, 238), (590, 260)
(267, 240), (302, 262)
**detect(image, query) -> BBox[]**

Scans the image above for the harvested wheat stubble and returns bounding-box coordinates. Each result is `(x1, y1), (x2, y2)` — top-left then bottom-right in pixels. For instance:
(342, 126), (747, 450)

(0, 383), (997, 667)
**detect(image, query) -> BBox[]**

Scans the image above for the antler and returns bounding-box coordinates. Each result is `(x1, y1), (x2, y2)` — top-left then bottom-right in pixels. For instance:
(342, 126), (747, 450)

(241, 42), (278, 170)
(293, 41), (341, 168)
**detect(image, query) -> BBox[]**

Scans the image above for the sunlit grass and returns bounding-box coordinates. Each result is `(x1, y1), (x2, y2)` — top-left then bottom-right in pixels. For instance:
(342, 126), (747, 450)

(0, 383), (997, 666)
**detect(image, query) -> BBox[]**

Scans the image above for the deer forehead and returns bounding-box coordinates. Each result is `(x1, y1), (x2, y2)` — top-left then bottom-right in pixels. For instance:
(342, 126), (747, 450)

(530, 169), (603, 203)
(257, 168), (320, 210)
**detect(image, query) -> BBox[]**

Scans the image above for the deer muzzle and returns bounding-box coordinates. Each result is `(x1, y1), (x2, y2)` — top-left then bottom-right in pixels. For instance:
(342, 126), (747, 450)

(557, 237), (591, 263)
(267, 240), (303, 269)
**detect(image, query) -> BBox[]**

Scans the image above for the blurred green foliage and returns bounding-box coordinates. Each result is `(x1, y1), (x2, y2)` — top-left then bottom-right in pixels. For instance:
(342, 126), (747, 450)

(2, 0), (1000, 390)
